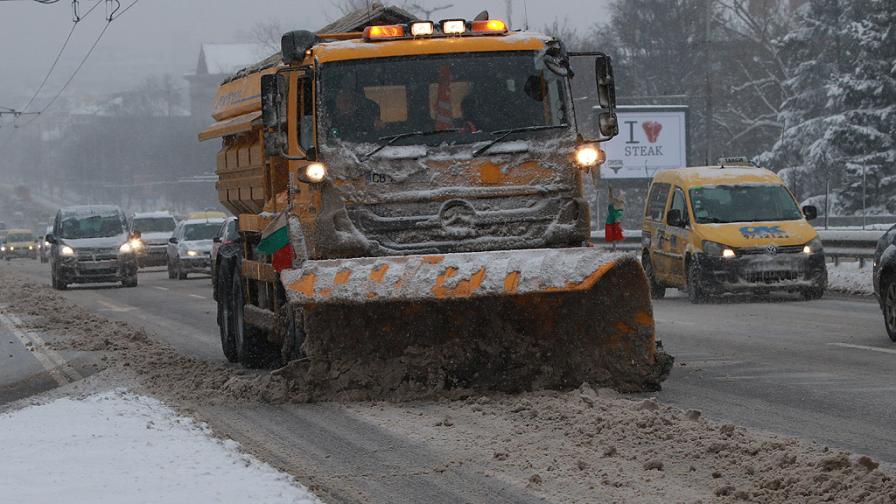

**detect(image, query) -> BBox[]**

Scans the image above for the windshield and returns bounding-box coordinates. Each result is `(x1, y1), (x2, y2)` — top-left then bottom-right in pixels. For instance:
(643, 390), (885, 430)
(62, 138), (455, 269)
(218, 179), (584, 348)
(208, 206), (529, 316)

(320, 51), (569, 145)
(133, 217), (176, 233)
(8, 233), (32, 242)
(690, 184), (803, 224)
(183, 223), (221, 241)
(60, 214), (126, 239)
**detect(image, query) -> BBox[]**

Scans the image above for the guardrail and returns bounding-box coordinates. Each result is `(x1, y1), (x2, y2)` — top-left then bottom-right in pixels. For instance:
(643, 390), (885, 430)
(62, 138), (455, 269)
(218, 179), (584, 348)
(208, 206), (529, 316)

(589, 228), (884, 267)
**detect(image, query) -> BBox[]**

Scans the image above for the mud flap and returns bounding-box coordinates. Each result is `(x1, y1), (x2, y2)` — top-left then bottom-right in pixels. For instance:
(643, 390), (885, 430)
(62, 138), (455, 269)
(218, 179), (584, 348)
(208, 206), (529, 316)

(279, 249), (672, 400)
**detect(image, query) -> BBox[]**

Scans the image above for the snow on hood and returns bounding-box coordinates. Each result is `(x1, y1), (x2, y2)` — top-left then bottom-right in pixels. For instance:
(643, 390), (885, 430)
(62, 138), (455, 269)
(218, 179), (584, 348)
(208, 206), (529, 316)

(180, 240), (213, 251)
(63, 233), (129, 250)
(140, 231), (174, 244)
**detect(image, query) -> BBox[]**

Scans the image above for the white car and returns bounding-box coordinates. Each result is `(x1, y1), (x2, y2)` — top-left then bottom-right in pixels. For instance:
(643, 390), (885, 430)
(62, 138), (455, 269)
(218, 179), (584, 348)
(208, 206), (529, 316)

(130, 211), (178, 268)
(166, 218), (225, 279)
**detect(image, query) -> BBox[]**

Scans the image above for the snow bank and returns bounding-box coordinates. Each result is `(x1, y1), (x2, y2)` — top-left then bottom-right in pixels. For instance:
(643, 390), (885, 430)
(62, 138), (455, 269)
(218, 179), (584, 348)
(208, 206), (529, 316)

(0, 390), (319, 504)
(827, 261), (874, 296)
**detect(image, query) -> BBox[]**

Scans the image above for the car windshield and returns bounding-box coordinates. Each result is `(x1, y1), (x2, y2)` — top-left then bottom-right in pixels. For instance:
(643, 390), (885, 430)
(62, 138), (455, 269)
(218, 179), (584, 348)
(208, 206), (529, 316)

(319, 51), (569, 146)
(133, 217), (176, 233)
(690, 184), (803, 224)
(60, 214), (126, 239)
(183, 223), (221, 241)
(8, 233), (32, 242)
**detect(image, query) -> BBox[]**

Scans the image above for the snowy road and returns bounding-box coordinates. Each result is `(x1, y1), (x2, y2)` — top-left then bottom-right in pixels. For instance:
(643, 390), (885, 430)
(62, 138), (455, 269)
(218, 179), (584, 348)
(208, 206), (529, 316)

(2, 258), (896, 501)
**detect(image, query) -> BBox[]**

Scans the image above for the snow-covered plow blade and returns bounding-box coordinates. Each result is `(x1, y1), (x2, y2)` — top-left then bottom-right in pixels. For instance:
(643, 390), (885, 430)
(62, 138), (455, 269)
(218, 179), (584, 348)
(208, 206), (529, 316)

(280, 248), (672, 399)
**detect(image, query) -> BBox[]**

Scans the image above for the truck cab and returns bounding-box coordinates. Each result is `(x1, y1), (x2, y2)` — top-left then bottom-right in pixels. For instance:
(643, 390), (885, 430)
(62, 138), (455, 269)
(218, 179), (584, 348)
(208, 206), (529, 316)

(641, 161), (826, 302)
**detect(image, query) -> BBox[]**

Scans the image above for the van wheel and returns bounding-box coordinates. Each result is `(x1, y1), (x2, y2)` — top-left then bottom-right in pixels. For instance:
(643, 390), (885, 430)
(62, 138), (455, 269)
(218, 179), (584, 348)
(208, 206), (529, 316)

(687, 260), (706, 304)
(51, 269), (67, 291)
(641, 253), (666, 300)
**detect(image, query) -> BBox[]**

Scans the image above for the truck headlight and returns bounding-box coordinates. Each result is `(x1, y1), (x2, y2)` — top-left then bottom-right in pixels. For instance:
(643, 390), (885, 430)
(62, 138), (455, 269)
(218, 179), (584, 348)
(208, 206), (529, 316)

(703, 240), (735, 258)
(304, 163), (327, 183)
(61, 246), (75, 256)
(803, 237), (823, 255)
(574, 144), (604, 168)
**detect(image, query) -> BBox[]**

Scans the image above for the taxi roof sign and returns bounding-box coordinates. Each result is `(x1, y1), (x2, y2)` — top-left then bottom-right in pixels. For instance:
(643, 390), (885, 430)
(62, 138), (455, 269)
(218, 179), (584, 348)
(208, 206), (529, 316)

(718, 156), (755, 168)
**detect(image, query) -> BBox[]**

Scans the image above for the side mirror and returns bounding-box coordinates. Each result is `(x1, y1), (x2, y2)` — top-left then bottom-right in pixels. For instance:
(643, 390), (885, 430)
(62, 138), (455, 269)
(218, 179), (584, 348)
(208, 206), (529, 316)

(281, 30), (318, 65)
(802, 205), (818, 221)
(667, 209), (684, 228)
(598, 112), (619, 138)
(261, 74), (285, 129)
(45, 234), (57, 244)
(168, 237), (178, 244)
(595, 54), (616, 109)
(213, 236), (221, 244)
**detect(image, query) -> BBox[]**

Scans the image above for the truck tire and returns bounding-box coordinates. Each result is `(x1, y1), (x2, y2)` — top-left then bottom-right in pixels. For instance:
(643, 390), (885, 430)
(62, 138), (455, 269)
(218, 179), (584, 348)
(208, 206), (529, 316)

(279, 304), (306, 366)
(217, 263), (238, 363)
(642, 252), (666, 300)
(230, 270), (268, 368)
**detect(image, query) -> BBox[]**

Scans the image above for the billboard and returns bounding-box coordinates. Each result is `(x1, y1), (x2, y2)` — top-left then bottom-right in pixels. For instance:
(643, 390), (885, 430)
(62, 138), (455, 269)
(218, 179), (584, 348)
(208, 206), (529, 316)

(600, 107), (688, 179)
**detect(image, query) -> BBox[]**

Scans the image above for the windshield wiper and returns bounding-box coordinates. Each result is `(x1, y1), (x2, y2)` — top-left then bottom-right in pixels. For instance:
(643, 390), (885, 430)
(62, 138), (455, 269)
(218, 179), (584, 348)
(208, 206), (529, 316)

(362, 129), (460, 160)
(472, 124), (568, 158)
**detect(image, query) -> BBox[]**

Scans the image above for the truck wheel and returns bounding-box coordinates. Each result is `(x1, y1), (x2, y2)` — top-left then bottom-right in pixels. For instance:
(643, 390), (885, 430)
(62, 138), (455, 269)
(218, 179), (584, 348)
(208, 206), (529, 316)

(687, 260), (706, 304)
(280, 304), (306, 366)
(217, 265), (238, 363)
(642, 253), (666, 300)
(230, 271), (267, 368)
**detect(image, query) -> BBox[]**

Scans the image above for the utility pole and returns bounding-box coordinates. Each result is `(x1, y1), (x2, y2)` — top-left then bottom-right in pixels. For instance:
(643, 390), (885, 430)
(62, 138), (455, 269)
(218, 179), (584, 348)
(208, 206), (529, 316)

(703, 0), (713, 165)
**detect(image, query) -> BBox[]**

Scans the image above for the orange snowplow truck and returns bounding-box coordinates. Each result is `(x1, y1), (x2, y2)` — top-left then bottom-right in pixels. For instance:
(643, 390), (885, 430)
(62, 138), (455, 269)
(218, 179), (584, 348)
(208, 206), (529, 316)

(200, 13), (671, 398)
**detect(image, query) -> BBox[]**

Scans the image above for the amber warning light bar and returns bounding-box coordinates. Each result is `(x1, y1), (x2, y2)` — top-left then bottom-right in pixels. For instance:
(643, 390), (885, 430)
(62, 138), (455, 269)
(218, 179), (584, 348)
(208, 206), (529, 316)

(363, 19), (508, 41)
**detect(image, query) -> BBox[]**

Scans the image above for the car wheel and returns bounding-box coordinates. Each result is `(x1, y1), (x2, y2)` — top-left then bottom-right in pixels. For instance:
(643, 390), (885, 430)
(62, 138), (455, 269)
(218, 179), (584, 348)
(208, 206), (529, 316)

(687, 259), (706, 304)
(642, 252), (666, 300)
(122, 275), (138, 288)
(51, 268), (67, 290)
(177, 260), (187, 280)
(167, 258), (176, 279)
(883, 277), (896, 342)
(802, 286), (825, 301)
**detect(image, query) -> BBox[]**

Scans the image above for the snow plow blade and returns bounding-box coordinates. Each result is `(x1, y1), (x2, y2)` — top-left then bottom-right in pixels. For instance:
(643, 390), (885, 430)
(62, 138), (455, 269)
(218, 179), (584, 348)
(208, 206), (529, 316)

(280, 248), (672, 400)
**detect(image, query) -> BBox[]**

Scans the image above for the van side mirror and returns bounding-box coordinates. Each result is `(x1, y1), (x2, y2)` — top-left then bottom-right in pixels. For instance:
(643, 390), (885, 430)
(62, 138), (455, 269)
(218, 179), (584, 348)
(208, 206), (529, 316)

(667, 209), (684, 228)
(45, 234), (56, 244)
(168, 237), (178, 244)
(802, 205), (818, 221)
(595, 54), (616, 110)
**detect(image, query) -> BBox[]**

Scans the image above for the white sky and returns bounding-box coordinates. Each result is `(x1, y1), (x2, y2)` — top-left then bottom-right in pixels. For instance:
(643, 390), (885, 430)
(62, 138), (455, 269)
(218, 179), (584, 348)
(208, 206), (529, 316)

(0, 0), (610, 110)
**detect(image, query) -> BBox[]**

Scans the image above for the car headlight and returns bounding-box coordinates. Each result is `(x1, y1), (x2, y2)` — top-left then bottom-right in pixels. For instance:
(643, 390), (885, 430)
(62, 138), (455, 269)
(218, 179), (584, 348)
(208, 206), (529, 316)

(44, 241), (50, 247)
(804, 237), (823, 255)
(61, 245), (75, 256)
(129, 238), (144, 251)
(703, 240), (736, 258)
(119, 243), (133, 254)
(28, 245), (33, 250)
(0, 246), (5, 252)
(186, 250), (199, 257)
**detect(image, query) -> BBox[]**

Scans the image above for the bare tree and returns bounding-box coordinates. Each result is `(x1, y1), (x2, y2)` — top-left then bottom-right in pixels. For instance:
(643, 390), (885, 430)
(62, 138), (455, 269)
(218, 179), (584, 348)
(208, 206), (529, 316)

(406, 2), (453, 19)
(250, 18), (287, 54)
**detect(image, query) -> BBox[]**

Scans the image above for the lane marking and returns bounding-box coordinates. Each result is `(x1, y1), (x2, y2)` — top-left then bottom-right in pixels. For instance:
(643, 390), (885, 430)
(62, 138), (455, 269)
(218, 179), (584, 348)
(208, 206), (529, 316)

(827, 342), (896, 355)
(188, 294), (206, 300)
(97, 300), (136, 313)
(153, 286), (169, 291)
(0, 312), (83, 385)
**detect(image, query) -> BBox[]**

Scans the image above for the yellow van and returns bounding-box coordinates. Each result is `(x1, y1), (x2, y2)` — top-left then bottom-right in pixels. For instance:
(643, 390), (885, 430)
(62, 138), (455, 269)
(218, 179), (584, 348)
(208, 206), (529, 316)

(2, 228), (37, 260)
(641, 162), (826, 303)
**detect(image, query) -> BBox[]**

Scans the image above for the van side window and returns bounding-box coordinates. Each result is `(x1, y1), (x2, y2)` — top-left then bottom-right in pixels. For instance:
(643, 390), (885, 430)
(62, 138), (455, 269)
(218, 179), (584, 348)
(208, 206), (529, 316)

(645, 183), (671, 221)
(670, 188), (689, 226)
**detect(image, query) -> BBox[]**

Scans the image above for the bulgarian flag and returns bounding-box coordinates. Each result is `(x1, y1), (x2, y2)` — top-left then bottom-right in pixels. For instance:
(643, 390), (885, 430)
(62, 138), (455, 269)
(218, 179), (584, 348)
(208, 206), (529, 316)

(257, 212), (295, 272)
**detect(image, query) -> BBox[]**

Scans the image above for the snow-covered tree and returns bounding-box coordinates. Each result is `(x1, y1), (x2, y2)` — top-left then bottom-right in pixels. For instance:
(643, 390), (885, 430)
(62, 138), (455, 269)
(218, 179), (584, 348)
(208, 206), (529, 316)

(760, 0), (896, 214)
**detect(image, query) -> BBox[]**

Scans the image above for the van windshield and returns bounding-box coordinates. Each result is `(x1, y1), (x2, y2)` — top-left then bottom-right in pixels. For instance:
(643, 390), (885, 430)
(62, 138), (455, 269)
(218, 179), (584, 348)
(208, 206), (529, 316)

(7, 233), (32, 242)
(690, 184), (803, 224)
(60, 214), (126, 239)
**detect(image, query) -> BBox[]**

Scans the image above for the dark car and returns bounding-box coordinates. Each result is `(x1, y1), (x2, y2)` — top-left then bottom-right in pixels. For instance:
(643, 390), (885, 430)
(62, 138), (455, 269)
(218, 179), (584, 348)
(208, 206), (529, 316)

(46, 205), (139, 290)
(872, 224), (896, 341)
